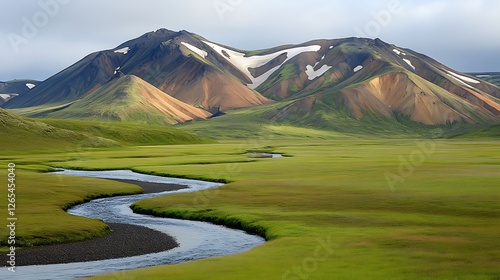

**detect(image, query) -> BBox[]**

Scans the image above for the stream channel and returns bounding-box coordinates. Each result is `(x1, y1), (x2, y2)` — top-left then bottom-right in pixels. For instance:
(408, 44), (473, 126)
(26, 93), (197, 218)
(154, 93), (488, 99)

(11, 169), (265, 280)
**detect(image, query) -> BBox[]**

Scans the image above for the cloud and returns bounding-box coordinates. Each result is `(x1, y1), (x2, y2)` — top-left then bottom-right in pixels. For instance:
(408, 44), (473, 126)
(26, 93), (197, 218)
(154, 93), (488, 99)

(1, 0), (499, 81)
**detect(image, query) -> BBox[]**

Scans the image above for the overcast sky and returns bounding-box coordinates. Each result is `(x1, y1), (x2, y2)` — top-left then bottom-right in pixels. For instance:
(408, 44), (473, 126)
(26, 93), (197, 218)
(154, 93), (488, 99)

(1, 0), (499, 81)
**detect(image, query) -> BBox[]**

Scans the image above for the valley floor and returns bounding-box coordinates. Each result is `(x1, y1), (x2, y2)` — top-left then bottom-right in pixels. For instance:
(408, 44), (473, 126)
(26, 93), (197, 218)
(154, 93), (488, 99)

(1, 139), (499, 279)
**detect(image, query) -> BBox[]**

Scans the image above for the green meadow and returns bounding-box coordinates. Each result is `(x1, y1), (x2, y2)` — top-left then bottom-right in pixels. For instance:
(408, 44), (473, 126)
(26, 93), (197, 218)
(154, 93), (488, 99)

(0, 130), (498, 279)
(0, 169), (141, 247)
(94, 139), (499, 280)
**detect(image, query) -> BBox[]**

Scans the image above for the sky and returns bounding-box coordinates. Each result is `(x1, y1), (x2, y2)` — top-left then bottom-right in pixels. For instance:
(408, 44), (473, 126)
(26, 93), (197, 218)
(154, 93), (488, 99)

(1, 0), (499, 81)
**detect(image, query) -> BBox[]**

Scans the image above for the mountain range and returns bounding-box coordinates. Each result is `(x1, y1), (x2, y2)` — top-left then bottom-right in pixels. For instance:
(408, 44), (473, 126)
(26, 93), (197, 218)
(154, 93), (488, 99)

(2, 28), (499, 130)
(0, 79), (40, 106)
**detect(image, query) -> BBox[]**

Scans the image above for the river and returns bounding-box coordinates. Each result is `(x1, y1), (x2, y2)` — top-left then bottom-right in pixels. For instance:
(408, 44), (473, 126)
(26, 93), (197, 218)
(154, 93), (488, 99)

(10, 169), (265, 280)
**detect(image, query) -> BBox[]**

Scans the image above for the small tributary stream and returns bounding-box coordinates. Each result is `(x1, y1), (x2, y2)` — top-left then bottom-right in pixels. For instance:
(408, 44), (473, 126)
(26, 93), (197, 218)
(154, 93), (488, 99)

(12, 169), (265, 280)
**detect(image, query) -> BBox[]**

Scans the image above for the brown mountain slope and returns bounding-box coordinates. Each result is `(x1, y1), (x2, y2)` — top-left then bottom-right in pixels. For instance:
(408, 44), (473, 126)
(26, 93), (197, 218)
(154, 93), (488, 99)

(132, 36), (273, 112)
(341, 72), (471, 125)
(258, 38), (500, 126)
(2, 29), (271, 112)
(3, 30), (499, 128)
(44, 75), (212, 124)
(155, 64), (273, 112)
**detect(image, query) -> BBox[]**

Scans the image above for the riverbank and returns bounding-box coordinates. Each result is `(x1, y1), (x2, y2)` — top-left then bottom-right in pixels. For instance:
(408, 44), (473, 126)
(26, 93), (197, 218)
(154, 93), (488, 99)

(17, 223), (178, 266)
(111, 178), (188, 193)
(16, 178), (187, 266)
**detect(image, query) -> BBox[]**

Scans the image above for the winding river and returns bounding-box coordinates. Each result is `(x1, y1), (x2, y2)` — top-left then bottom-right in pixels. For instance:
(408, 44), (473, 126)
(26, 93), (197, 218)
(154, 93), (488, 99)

(12, 169), (265, 280)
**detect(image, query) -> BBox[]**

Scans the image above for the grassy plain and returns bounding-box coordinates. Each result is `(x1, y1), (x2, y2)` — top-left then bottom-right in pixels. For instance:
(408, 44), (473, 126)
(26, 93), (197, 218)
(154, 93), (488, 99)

(0, 109), (211, 154)
(0, 114), (208, 249)
(103, 139), (498, 280)
(0, 117), (498, 279)
(0, 168), (141, 248)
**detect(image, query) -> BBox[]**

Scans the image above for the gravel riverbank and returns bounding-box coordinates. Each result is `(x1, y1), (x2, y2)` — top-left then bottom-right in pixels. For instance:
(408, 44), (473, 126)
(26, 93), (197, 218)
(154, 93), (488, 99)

(16, 179), (186, 266)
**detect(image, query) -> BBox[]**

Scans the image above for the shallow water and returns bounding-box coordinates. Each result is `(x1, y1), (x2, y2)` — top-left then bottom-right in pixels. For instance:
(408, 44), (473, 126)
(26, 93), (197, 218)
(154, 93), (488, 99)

(10, 170), (265, 280)
(247, 152), (283, 158)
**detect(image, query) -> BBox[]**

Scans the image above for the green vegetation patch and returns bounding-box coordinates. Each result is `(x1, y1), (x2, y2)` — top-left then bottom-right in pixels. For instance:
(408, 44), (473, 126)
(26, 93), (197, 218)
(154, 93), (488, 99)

(41, 118), (213, 146)
(0, 169), (141, 248)
(1, 119), (498, 279)
(0, 109), (118, 153)
(67, 139), (498, 280)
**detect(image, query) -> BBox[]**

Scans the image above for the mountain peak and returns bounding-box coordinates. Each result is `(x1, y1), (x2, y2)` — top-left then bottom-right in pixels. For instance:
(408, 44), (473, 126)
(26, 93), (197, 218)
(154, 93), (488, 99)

(38, 74), (211, 125)
(3, 30), (499, 128)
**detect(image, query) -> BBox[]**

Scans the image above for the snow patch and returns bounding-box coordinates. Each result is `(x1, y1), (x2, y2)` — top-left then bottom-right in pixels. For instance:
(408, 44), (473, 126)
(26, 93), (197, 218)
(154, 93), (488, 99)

(354, 65), (363, 72)
(26, 83), (36, 89)
(393, 49), (406, 56)
(305, 64), (332, 80)
(403, 59), (415, 70)
(446, 70), (480, 84)
(395, 48), (414, 70)
(181, 42), (208, 58)
(114, 47), (130, 54)
(203, 40), (321, 89)
(447, 74), (474, 89)
(329, 46), (333, 49)
(0, 93), (18, 101)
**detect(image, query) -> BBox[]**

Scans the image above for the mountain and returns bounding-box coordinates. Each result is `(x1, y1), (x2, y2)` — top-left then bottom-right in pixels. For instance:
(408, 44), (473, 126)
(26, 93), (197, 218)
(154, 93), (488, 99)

(29, 74), (211, 125)
(234, 38), (500, 125)
(0, 79), (40, 105)
(3, 29), (500, 128)
(2, 29), (271, 112)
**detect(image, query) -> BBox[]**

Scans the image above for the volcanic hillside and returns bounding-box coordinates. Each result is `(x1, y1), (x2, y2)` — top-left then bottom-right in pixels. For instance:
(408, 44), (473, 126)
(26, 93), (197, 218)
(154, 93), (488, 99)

(2, 29), (271, 113)
(39, 74), (211, 125)
(3, 29), (499, 128)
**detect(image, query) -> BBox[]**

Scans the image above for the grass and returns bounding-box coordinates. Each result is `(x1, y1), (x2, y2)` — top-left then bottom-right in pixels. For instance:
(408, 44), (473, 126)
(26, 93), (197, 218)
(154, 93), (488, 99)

(176, 103), (354, 140)
(0, 114), (498, 279)
(178, 100), (454, 140)
(0, 108), (118, 152)
(40, 118), (213, 146)
(444, 123), (500, 139)
(4, 139), (490, 280)
(0, 109), (212, 154)
(0, 168), (141, 249)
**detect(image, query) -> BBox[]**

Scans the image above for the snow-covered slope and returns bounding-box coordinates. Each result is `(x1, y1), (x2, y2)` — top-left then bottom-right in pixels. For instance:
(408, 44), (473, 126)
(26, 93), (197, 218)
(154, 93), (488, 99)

(203, 40), (321, 88)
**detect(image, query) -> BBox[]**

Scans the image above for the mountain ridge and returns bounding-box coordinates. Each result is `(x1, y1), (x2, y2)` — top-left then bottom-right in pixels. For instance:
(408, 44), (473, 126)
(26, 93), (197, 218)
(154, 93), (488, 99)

(3, 28), (499, 129)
